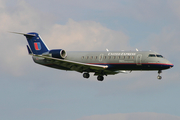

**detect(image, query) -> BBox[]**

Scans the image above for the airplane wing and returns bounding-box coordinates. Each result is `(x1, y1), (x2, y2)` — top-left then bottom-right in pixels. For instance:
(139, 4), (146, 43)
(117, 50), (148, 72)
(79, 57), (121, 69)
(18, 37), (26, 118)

(32, 55), (119, 75)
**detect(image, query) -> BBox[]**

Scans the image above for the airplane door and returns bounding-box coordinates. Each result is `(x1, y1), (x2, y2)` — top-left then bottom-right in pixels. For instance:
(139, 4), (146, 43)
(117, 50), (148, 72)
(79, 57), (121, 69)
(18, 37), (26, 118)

(136, 54), (142, 65)
(99, 54), (104, 62)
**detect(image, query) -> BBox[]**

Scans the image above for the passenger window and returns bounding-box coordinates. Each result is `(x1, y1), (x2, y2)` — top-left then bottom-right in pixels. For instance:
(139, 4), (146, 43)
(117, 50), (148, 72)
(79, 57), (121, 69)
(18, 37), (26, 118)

(104, 56), (106, 59)
(113, 56), (116, 59)
(123, 56), (125, 59)
(90, 56), (93, 59)
(108, 56), (111, 59)
(82, 56), (84, 59)
(127, 56), (130, 59)
(148, 54), (156, 57)
(95, 56), (98, 59)
(132, 56), (134, 59)
(86, 56), (89, 59)
(118, 56), (120, 59)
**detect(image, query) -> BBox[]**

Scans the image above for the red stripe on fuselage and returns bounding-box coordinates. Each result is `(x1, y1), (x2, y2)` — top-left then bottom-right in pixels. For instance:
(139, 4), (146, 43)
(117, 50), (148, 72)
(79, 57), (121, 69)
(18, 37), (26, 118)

(87, 63), (173, 66)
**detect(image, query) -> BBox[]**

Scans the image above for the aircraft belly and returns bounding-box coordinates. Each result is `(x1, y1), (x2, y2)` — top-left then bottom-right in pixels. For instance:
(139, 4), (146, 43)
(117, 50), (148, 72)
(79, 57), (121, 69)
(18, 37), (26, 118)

(106, 63), (171, 70)
(40, 63), (171, 71)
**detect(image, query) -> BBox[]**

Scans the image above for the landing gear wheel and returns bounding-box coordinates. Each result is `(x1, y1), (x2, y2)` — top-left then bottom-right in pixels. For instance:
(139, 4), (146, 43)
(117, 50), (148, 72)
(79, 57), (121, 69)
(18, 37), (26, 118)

(83, 73), (90, 78)
(97, 76), (104, 81)
(157, 70), (162, 80)
(157, 75), (162, 80)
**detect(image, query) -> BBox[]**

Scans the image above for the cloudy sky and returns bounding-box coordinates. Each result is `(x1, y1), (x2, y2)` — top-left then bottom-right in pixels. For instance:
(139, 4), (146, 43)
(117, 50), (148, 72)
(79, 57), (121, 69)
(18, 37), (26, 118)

(0, 0), (180, 120)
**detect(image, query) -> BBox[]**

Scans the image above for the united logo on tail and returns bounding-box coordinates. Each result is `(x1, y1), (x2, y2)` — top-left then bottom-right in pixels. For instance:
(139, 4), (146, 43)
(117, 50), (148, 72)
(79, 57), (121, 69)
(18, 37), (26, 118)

(34, 42), (41, 50)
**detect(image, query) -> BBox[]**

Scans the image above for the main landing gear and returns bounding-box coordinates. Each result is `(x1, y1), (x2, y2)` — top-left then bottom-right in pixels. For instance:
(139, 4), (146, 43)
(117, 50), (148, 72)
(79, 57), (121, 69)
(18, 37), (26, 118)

(157, 70), (162, 80)
(97, 75), (104, 81)
(83, 72), (104, 81)
(83, 72), (90, 79)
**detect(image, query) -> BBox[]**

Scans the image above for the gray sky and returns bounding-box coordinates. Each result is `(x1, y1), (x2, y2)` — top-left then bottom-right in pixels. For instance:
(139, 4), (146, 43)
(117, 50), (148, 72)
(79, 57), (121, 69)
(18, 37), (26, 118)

(0, 0), (180, 120)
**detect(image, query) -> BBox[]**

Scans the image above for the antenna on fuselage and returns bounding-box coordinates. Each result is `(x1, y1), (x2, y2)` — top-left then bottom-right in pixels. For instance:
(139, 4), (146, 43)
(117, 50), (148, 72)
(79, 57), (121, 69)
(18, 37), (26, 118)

(106, 49), (109, 52)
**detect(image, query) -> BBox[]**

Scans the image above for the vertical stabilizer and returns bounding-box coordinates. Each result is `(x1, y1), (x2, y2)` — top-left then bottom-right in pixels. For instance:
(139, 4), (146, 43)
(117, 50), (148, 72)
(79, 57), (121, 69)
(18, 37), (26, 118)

(24, 32), (49, 55)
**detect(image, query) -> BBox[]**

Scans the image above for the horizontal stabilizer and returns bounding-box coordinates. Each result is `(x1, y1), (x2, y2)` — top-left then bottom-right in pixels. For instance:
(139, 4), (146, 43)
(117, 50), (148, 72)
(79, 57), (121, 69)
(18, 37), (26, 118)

(9, 31), (36, 37)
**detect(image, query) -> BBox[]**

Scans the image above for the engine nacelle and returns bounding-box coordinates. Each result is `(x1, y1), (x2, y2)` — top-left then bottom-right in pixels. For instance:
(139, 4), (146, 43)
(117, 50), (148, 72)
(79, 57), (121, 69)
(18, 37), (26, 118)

(42, 49), (67, 59)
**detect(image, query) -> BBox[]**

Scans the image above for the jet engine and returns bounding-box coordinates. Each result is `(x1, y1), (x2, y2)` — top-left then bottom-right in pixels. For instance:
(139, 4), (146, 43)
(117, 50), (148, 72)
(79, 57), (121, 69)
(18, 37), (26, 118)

(42, 49), (67, 59)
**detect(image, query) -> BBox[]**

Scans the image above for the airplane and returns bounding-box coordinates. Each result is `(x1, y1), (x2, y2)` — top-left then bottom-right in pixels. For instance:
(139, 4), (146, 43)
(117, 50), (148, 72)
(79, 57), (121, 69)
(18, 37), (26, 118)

(12, 32), (174, 81)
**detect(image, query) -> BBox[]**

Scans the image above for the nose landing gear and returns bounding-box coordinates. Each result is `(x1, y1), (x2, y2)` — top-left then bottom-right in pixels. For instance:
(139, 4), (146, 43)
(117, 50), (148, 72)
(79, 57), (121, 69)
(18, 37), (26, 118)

(157, 75), (162, 80)
(157, 70), (162, 80)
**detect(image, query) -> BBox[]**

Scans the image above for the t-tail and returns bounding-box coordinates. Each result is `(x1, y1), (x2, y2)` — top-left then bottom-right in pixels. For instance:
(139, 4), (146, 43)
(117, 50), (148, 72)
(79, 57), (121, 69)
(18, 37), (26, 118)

(11, 32), (49, 55)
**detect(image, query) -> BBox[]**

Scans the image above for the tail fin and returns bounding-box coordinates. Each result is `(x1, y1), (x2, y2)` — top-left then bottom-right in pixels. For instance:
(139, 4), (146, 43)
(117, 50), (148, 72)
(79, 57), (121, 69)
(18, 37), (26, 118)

(11, 32), (49, 55)
(24, 32), (49, 55)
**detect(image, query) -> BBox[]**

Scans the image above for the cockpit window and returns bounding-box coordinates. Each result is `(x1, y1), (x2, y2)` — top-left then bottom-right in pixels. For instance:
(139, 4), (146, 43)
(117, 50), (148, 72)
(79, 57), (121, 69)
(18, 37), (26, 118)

(156, 55), (163, 58)
(148, 54), (156, 57)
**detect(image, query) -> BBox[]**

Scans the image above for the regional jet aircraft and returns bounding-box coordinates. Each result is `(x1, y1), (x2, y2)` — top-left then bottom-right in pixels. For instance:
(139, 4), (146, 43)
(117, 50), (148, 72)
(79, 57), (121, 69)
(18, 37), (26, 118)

(12, 32), (174, 81)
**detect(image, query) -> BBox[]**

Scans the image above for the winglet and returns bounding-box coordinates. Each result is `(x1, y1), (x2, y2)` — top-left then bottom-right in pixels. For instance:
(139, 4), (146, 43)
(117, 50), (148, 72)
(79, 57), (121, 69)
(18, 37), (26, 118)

(119, 70), (129, 74)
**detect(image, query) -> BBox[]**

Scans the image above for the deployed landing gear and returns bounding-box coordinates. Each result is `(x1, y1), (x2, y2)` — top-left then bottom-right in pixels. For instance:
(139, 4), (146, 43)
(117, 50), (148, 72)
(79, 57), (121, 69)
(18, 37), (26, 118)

(83, 72), (105, 81)
(97, 75), (104, 81)
(157, 70), (162, 80)
(83, 72), (90, 79)
(157, 75), (162, 80)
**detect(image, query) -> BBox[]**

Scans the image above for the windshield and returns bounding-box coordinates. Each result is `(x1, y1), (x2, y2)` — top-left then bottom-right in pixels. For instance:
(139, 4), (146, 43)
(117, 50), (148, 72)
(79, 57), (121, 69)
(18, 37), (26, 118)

(156, 55), (163, 58)
(148, 54), (156, 57)
(148, 54), (163, 58)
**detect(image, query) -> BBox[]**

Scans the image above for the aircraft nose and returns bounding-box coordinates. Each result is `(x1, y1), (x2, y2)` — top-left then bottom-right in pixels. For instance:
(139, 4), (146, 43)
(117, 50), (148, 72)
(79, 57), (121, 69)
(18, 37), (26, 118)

(170, 63), (174, 68)
(159, 59), (174, 69)
(167, 61), (174, 68)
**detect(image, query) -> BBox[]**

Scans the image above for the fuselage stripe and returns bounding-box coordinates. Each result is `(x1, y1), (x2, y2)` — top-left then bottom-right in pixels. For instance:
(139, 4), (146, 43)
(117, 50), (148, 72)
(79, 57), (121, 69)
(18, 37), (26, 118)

(87, 63), (173, 66)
